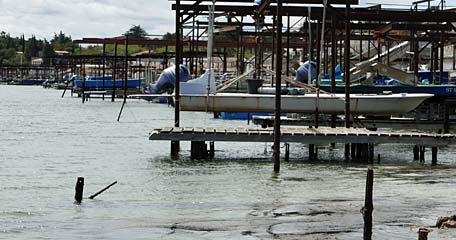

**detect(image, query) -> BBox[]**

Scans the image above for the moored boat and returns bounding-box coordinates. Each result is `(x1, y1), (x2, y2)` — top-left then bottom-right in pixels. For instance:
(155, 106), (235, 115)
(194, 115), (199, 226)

(179, 92), (433, 115)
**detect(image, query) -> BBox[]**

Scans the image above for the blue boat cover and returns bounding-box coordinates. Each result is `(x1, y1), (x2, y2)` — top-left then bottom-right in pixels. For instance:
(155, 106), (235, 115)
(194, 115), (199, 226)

(148, 65), (190, 94)
(296, 61), (317, 83)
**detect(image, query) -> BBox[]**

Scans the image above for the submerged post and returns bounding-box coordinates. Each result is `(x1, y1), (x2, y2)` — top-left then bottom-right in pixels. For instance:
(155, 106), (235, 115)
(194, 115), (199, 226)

(89, 181), (117, 200)
(362, 169), (374, 240)
(172, 0), (182, 157)
(74, 177), (84, 204)
(273, 0), (283, 173)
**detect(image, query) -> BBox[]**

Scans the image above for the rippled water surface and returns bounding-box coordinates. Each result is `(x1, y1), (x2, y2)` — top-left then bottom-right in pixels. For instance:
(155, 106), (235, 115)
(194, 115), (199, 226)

(1, 85), (456, 239)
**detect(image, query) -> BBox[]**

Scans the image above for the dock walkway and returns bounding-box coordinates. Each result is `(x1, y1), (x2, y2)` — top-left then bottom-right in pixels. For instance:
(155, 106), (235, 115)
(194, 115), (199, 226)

(149, 127), (455, 146)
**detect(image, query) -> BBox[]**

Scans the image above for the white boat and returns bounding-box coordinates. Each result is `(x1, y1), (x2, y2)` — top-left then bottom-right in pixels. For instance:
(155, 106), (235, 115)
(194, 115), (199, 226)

(179, 92), (433, 115)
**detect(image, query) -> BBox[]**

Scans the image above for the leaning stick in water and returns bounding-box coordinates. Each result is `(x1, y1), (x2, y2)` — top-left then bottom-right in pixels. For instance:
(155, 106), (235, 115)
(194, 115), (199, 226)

(89, 181), (117, 199)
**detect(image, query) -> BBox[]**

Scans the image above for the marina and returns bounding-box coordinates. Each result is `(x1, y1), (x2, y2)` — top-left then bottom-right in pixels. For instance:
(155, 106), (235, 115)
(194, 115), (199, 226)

(4, 0), (456, 239)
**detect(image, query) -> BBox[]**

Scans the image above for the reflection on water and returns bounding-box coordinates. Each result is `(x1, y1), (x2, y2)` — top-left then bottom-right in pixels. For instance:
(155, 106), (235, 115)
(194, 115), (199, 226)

(1, 86), (456, 239)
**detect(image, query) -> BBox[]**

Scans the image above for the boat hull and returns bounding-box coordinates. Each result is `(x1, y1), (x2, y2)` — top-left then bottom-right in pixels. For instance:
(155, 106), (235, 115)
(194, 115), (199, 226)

(179, 93), (433, 115)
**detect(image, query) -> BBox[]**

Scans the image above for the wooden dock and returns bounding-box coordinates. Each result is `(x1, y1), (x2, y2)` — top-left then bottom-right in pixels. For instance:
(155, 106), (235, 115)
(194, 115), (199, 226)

(149, 127), (455, 146)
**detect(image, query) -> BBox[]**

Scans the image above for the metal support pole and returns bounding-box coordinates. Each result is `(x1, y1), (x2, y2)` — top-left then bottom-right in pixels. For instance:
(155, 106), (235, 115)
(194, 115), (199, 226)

(102, 43), (106, 100)
(286, 14), (290, 79)
(439, 33), (444, 83)
(273, 0), (283, 173)
(111, 42), (118, 102)
(331, 16), (337, 129)
(172, 0), (181, 157)
(430, 43), (435, 84)
(123, 36), (128, 100)
(344, 4), (351, 160)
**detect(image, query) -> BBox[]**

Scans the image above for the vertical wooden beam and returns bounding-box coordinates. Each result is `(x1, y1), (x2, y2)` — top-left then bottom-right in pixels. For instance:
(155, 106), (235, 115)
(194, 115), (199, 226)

(273, 0), (283, 173)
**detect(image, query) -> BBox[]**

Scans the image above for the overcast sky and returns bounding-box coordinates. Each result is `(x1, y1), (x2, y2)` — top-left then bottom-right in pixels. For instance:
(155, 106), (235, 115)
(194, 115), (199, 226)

(1, 0), (455, 40)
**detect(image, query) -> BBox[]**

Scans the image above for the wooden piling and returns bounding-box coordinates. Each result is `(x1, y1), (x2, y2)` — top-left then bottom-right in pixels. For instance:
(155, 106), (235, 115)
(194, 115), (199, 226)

(74, 177), (84, 204)
(418, 227), (431, 240)
(431, 146), (438, 166)
(351, 143), (356, 160)
(362, 169), (374, 240)
(209, 141), (215, 158)
(345, 143), (350, 161)
(191, 141), (207, 159)
(309, 144), (315, 161)
(285, 143), (290, 162)
(368, 144), (374, 164)
(413, 145), (419, 161)
(171, 141), (180, 159)
(419, 146), (425, 163)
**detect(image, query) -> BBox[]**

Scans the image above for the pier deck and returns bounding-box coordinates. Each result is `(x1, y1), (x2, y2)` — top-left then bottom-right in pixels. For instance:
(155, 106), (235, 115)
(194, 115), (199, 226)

(149, 127), (455, 146)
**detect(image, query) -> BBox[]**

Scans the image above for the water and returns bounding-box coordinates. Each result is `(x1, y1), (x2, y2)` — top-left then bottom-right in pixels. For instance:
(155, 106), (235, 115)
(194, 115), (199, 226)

(1, 85), (456, 239)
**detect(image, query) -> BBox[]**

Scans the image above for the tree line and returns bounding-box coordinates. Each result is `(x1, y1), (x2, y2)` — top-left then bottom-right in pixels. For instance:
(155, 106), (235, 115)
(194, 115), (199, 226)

(0, 31), (73, 65)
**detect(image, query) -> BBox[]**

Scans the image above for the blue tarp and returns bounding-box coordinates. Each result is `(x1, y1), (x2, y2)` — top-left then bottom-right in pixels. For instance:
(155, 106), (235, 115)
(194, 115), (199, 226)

(148, 65), (190, 94)
(296, 61), (317, 83)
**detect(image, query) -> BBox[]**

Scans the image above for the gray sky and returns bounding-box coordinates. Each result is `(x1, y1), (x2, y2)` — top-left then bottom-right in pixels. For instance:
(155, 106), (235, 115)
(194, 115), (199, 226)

(0, 0), (174, 39)
(1, 0), (455, 40)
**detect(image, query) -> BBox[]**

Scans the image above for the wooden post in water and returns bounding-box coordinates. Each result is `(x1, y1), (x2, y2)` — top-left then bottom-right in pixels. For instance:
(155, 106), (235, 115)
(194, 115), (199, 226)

(351, 143), (356, 161)
(209, 141), (215, 159)
(191, 141), (207, 159)
(74, 177), (84, 204)
(413, 145), (419, 161)
(418, 227), (431, 240)
(273, 0), (283, 173)
(431, 146), (438, 166)
(309, 144), (315, 161)
(172, 0), (182, 157)
(419, 146), (425, 163)
(362, 169), (374, 240)
(285, 143), (290, 162)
